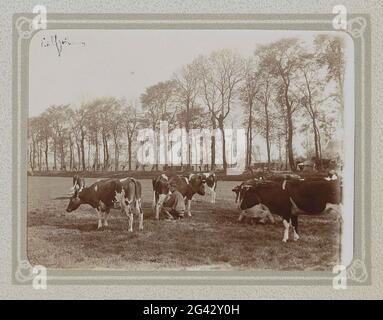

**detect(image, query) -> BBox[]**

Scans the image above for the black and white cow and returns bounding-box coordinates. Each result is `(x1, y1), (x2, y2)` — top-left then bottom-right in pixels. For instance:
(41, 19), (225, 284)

(238, 174), (341, 242)
(189, 172), (218, 203)
(66, 177), (143, 232)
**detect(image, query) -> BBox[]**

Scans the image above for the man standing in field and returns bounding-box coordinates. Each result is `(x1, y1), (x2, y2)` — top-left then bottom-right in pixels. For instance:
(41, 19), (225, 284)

(160, 184), (185, 220)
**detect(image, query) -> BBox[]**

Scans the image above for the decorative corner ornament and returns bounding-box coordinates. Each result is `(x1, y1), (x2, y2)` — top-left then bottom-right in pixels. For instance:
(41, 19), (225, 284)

(347, 17), (367, 38)
(347, 259), (368, 283)
(15, 16), (34, 39)
(15, 259), (34, 282)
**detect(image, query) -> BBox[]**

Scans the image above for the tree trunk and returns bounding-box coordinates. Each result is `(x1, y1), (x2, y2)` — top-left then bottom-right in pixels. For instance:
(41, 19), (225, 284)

(114, 135), (119, 171)
(32, 140), (36, 170)
(246, 100), (253, 168)
(80, 132), (86, 171)
(38, 142), (42, 171)
(69, 140), (73, 170)
(53, 142), (57, 170)
(128, 137), (132, 171)
(60, 141), (65, 171)
(312, 117), (320, 164)
(287, 110), (295, 171)
(152, 123), (158, 171)
(211, 116), (216, 171)
(94, 132), (99, 170)
(284, 87), (295, 171)
(219, 118), (227, 174)
(284, 116), (289, 170)
(44, 137), (49, 171)
(316, 126), (323, 166)
(102, 134), (107, 170)
(264, 100), (271, 171)
(76, 140), (81, 171)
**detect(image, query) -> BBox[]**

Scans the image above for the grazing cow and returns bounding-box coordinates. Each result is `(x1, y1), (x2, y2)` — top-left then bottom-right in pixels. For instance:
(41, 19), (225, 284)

(239, 175), (341, 242)
(152, 174), (170, 220)
(66, 177), (143, 232)
(190, 172), (218, 203)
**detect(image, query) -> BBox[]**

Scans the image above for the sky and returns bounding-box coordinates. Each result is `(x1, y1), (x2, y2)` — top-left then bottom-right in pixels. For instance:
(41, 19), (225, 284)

(29, 29), (346, 117)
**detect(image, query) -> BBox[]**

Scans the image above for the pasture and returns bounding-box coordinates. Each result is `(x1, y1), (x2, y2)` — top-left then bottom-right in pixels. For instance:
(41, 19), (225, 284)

(27, 176), (341, 271)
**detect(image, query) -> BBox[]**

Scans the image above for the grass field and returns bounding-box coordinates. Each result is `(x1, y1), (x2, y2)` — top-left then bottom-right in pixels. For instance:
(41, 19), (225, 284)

(27, 176), (341, 271)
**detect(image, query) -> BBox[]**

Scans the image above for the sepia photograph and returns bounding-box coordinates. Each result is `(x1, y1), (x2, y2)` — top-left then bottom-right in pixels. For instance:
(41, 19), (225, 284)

(26, 28), (353, 272)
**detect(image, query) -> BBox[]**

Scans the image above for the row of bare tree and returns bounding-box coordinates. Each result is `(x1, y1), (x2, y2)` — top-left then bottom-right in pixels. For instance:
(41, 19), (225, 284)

(28, 35), (344, 173)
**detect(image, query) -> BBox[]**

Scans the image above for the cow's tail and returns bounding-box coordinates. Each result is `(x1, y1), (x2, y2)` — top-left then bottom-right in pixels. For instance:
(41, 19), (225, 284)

(130, 178), (141, 201)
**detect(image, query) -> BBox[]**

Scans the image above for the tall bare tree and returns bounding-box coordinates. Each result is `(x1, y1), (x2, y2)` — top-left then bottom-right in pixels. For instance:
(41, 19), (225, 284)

(314, 35), (345, 111)
(240, 58), (260, 168)
(174, 61), (200, 168)
(257, 38), (302, 170)
(141, 80), (177, 170)
(122, 102), (141, 171)
(197, 50), (244, 173)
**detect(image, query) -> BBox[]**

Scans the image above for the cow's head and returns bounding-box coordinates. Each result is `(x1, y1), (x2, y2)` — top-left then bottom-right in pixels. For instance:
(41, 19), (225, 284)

(190, 174), (205, 195)
(239, 184), (262, 211)
(66, 189), (82, 212)
(153, 175), (170, 194)
(233, 183), (255, 206)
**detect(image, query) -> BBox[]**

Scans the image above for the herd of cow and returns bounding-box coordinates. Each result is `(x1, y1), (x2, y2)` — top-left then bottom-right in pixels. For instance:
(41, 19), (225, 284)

(65, 170), (341, 242)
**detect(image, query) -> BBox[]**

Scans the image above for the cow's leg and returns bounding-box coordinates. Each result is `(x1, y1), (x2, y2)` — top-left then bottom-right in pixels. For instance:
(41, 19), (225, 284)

(291, 216), (299, 241)
(152, 192), (157, 214)
(95, 208), (102, 229)
(282, 218), (290, 242)
(103, 208), (110, 227)
(125, 201), (133, 232)
(137, 199), (144, 231)
(211, 190), (216, 204)
(238, 211), (245, 222)
(187, 199), (192, 217)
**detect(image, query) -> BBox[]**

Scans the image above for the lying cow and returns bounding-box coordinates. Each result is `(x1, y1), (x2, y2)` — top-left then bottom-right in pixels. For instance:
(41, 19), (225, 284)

(66, 177), (143, 232)
(239, 174), (341, 242)
(189, 172), (218, 204)
(152, 173), (205, 218)
(238, 203), (276, 224)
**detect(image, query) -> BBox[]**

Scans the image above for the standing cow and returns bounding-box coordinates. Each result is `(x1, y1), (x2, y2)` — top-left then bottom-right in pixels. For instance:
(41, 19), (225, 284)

(66, 177), (143, 232)
(239, 175), (341, 242)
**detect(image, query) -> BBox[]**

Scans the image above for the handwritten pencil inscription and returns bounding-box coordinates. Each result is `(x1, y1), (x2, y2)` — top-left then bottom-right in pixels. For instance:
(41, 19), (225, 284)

(41, 35), (86, 57)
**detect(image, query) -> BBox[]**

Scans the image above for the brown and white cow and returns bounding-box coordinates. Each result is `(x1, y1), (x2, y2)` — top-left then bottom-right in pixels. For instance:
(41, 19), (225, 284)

(66, 177), (143, 232)
(189, 172), (218, 204)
